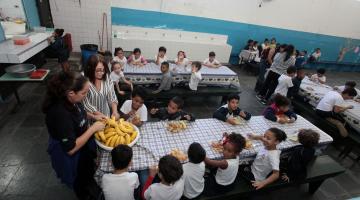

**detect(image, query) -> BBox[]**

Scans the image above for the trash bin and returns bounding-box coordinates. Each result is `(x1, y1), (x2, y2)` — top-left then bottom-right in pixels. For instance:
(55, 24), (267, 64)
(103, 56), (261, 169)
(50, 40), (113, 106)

(80, 44), (98, 68)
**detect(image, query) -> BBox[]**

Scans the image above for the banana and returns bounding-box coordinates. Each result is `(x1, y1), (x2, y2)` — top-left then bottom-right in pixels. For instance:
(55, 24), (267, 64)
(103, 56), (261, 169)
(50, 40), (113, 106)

(104, 128), (115, 134)
(110, 135), (118, 147)
(98, 131), (106, 142)
(119, 120), (134, 133)
(115, 135), (122, 146)
(105, 136), (113, 146)
(105, 131), (116, 139)
(95, 132), (101, 141)
(124, 134), (131, 144)
(130, 131), (138, 142)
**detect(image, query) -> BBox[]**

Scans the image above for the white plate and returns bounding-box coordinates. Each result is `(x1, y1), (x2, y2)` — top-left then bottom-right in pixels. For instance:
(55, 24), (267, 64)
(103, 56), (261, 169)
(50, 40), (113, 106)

(95, 125), (140, 151)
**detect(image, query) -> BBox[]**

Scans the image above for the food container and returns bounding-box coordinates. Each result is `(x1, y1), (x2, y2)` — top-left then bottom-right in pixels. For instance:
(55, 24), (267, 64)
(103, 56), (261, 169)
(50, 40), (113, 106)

(95, 125), (140, 151)
(5, 64), (36, 78)
(13, 35), (30, 45)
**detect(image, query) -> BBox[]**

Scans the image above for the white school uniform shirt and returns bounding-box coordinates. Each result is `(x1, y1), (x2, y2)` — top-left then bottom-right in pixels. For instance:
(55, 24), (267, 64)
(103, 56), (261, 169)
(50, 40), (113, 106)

(336, 86), (360, 98)
(113, 56), (127, 65)
(251, 148), (280, 181)
(215, 156), (239, 186)
(175, 57), (190, 67)
(203, 58), (220, 66)
(120, 100), (148, 122)
(155, 55), (168, 65)
(189, 71), (202, 91)
(110, 71), (124, 83)
(144, 178), (184, 200)
(312, 52), (321, 59)
(274, 74), (293, 96)
(311, 74), (326, 83)
(316, 91), (345, 112)
(102, 172), (139, 200)
(183, 162), (205, 199)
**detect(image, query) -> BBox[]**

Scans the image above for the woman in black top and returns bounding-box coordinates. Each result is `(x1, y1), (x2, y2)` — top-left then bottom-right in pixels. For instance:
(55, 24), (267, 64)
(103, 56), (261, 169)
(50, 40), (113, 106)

(43, 72), (105, 199)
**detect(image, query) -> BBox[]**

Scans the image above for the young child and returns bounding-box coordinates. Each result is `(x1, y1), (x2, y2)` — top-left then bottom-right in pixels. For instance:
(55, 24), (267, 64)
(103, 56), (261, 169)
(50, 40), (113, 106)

(334, 81), (360, 100)
(152, 62), (173, 94)
(155, 46), (168, 65)
(213, 93), (252, 125)
(175, 51), (191, 70)
(102, 144), (140, 200)
(287, 67), (307, 101)
(263, 94), (297, 124)
(310, 68), (326, 84)
(309, 48), (321, 62)
(203, 52), (220, 68)
(183, 142), (206, 199)
(274, 66), (297, 97)
(204, 133), (246, 196)
(189, 61), (202, 91)
(142, 155), (184, 200)
(244, 128), (287, 190)
(113, 47), (127, 65)
(120, 87), (148, 126)
(281, 129), (319, 182)
(295, 50), (307, 68)
(128, 48), (147, 66)
(110, 61), (133, 96)
(150, 96), (195, 121)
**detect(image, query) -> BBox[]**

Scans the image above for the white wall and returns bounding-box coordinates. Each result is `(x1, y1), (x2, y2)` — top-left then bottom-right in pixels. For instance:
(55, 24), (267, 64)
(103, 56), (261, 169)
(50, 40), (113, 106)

(0, 0), (26, 20)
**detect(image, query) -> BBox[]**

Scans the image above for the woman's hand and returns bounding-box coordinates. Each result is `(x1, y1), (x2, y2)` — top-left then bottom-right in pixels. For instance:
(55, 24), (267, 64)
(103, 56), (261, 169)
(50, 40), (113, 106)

(93, 112), (107, 121)
(251, 180), (267, 190)
(111, 111), (120, 120)
(90, 121), (105, 133)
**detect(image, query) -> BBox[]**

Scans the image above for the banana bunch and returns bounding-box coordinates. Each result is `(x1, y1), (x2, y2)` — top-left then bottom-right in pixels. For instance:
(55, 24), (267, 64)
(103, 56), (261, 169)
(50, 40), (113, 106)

(95, 117), (138, 147)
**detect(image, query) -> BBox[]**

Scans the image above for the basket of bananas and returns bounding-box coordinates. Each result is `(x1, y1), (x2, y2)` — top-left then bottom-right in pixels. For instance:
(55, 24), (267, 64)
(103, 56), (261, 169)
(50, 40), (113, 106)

(95, 117), (140, 151)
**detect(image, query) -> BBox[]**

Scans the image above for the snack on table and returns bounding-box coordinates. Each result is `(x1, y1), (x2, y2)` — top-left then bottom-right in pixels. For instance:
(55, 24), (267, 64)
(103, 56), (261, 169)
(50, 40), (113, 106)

(306, 86), (315, 91)
(210, 141), (224, 153)
(95, 117), (138, 147)
(233, 116), (244, 125)
(245, 139), (253, 150)
(167, 121), (187, 133)
(288, 134), (298, 142)
(170, 149), (187, 161)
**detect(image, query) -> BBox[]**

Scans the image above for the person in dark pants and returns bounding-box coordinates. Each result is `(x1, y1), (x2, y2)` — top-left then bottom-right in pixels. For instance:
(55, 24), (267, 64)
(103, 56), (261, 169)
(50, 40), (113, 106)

(43, 72), (105, 199)
(287, 67), (307, 102)
(46, 29), (70, 72)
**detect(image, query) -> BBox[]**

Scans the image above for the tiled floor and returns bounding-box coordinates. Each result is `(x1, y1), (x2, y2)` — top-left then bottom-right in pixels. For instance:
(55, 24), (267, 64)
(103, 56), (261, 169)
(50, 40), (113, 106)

(0, 60), (360, 200)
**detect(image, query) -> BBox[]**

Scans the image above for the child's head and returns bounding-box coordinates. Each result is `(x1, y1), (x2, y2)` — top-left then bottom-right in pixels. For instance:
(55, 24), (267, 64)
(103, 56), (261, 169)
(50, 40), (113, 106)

(111, 61), (123, 73)
(223, 133), (246, 159)
(315, 48), (321, 53)
(114, 47), (124, 57)
(111, 144), (133, 170)
(253, 41), (258, 47)
(54, 28), (64, 37)
(188, 142), (206, 164)
(345, 81), (356, 89)
(295, 50), (300, 57)
(209, 51), (216, 61)
(271, 38), (276, 44)
(247, 39), (254, 46)
(287, 66), (297, 77)
(227, 93), (240, 111)
(133, 48), (141, 58)
(300, 50), (307, 56)
(263, 128), (287, 149)
(317, 68), (326, 77)
(177, 51), (186, 59)
(264, 38), (269, 45)
(279, 44), (287, 53)
(158, 46), (167, 56)
(160, 62), (170, 73)
(298, 129), (320, 148)
(273, 94), (291, 112)
(191, 61), (202, 72)
(131, 86), (146, 110)
(167, 96), (184, 114)
(158, 155), (183, 184)
(341, 88), (358, 100)
(296, 67), (306, 79)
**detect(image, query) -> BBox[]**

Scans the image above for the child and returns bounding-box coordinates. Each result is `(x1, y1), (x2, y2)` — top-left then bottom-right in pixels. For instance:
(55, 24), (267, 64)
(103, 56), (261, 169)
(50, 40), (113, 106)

(295, 50), (307, 68)
(142, 155), (184, 200)
(113, 47), (127, 65)
(274, 66), (297, 97)
(150, 96), (195, 121)
(281, 129), (319, 182)
(175, 51), (191, 70)
(189, 62), (202, 91)
(287, 67), (307, 101)
(155, 46), (168, 65)
(183, 142), (206, 199)
(308, 48), (321, 62)
(152, 62), (173, 94)
(110, 61), (133, 96)
(120, 86), (148, 126)
(244, 127), (287, 190)
(102, 144), (140, 200)
(128, 48), (147, 66)
(203, 52), (220, 68)
(203, 133), (246, 196)
(334, 81), (360, 100)
(213, 93), (252, 125)
(263, 94), (297, 124)
(310, 68), (326, 84)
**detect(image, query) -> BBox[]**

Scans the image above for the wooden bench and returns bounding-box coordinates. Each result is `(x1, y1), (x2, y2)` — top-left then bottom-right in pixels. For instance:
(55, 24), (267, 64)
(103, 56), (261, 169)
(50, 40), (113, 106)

(200, 155), (345, 200)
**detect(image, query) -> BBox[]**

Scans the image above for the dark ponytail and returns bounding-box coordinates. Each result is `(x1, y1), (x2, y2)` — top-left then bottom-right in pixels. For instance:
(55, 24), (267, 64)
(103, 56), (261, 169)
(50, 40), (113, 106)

(42, 71), (88, 113)
(268, 127), (287, 142)
(284, 44), (295, 62)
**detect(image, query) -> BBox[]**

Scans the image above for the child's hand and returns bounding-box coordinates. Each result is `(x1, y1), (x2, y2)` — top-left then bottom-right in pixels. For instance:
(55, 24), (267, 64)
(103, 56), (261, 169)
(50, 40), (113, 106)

(288, 118), (296, 123)
(127, 110), (136, 117)
(251, 180), (267, 190)
(131, 116), (141, 126)
(281, 173), (290, 183)
(183, 115), (191, 121)
(149, 165), (158, 177)
(240, 111), (247, 118)
(277, 117), (287, 124)
(226, 117), (237, 125)
(247, 133), (257, 140)
(150, 108), (159, 115)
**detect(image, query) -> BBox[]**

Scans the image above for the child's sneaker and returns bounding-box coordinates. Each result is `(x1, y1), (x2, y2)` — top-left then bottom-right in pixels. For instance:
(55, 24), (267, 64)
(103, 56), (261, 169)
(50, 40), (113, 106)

(256, 94), (263, 101)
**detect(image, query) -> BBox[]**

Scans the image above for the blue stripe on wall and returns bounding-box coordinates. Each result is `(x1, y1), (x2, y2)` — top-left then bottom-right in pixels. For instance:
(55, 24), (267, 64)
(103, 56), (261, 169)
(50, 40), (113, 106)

(22, 0), (40, 29)
(111, 7), (360, 64)
(0, 24), (5, 42)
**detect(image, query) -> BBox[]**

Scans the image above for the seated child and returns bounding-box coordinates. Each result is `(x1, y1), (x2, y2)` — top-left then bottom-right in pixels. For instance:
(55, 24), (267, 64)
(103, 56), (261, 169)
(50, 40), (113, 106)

(281, 129), (319, 182)
(203, 133), (246, 196)
(189, 61), (202, 91)
(203, 52), (221, 68)
(110, 61), (133, 96)
(274, 66), (296, 97)
(310, 68), (326, 84)
(244, 128), (287, 190)
(295, 50), (307, 68)
(113, 47), (127, 65)
(155, 46), (168, 65)
(150, 96), (195, 121)
(334, 81), (360, 100)
(175, 51), (191, 70)
(142, 155), (184, 200)
(102, 144), (140, 200)
(263, 94), (297, 124)
(128, 48), (147, 66)
(183, 142), (206, 199)
(120, 86), (148, 126)
(152, 62), (173, 94)
(213, 93), (252, 125)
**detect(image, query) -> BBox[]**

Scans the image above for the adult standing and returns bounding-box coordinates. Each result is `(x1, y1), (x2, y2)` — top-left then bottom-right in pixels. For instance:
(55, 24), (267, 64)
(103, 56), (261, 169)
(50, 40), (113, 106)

(83, 54), (119, 120)
(43, 72), (105, 199)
